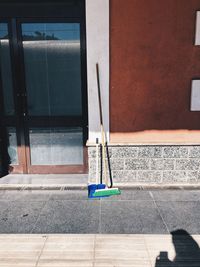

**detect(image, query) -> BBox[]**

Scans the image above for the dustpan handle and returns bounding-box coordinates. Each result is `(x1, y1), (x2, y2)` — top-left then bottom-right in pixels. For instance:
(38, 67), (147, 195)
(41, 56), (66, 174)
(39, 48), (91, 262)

(95, 138), (99, 184)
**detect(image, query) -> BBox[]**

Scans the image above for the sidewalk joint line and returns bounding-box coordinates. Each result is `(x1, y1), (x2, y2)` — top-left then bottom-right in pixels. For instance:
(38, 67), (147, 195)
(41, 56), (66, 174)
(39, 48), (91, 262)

(149, 191), (170, 234)
(35, 235), (48, 267)
(30, 193), (51, 233)
(143, 236), (153, 267)
(92, 235), (97, 267)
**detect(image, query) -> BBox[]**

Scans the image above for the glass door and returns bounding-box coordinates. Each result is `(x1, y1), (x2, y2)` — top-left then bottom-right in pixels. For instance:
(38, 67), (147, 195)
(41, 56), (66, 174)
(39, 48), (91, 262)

(0, 19), (88, 174)
(0, 22), (25, 174)
(19, 21), (87, 173)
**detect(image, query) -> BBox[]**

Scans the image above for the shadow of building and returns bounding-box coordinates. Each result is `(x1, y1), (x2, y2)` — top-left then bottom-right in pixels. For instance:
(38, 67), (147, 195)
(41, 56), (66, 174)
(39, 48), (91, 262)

(155, 229), (200, 267)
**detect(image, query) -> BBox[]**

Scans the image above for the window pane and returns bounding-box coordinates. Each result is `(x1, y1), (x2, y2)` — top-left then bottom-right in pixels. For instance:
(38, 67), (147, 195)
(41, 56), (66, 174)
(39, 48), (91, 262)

(0, 23), (15, 116)
(29, 127), (83, 165)
(22, 23), (82, 116)
(7, 127), (18, 165)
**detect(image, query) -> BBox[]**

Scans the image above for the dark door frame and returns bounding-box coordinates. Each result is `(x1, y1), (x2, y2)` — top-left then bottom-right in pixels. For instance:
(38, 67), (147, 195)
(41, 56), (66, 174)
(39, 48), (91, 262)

(0, 19), (26, 174)
(0, 1), (88, 174)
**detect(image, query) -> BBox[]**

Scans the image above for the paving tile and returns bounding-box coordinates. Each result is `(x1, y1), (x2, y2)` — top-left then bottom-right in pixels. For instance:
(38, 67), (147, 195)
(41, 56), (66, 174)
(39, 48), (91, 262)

(0, 174), (87, 185)
(0, 201), (46, 233)
(42, 174), (88, 184)
(94, 259), (151, 267)
(95, 235), (150, 267)
(157, 201), (200, 234)
(100, 201), (167, 234)
(151, 190), (200, 202)
(95, 235), (148, 259)
(37, 260), (94, 267)
(1, 234), (200, 266)
(49, 190), (88, 201)
(32, 200), (100, 233)
(0, 243), (44, 255)
(0, 258), (37, 266)
(0, 235), (46, 267)
(144, 235), (175, 266)
(0, 190), (51, 202)
(41, 235), (94, 257)
(40, 235), (94, 264)
(16, 191), (51, 202)
(101, 190), (152, 201)
(0, 191), (24, 201)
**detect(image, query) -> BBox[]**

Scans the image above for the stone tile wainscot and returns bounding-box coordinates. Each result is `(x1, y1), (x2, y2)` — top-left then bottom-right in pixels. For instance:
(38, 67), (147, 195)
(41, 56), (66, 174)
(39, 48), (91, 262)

(88, 145), (200, 184)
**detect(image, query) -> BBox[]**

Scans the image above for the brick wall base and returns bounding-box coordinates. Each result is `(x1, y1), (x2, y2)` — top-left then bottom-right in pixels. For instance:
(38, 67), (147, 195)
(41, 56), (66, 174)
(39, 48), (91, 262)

(88, 145), (200, 184)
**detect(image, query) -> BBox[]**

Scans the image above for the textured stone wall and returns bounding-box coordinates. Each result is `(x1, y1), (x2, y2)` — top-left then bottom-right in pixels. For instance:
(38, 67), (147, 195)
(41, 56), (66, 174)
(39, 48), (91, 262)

(88, 145), (200, 184)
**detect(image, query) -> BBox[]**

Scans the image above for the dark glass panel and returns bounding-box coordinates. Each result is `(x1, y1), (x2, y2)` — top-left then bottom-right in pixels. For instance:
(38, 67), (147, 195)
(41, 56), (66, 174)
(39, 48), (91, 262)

(0, 23), (15, 116)
(22, 23), (82, 116)
(7, 127), (18, 165)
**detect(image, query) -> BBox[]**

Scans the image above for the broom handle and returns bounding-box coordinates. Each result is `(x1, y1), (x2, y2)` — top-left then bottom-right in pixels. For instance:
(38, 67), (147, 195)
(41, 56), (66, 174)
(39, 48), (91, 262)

(96, 63), (108, 186)
(96, 138), (99, 184)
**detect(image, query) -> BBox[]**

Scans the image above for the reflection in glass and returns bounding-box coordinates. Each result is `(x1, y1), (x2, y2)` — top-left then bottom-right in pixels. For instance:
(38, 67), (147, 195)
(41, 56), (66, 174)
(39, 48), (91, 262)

(22, 23), (82, 116)
(7, 127), (18, 165)
(0, 23), (15, 115)
(29, 127), (83, 165)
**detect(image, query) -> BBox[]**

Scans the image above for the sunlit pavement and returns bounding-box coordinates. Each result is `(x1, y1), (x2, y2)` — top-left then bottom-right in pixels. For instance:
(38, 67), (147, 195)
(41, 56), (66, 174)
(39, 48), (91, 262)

(0, 234), (200, 266)
(0, 189), (200, 266)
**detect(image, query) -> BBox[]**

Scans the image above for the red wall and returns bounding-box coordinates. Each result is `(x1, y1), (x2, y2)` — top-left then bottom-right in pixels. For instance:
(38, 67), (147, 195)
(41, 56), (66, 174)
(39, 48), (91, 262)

(110, 0), (200, 142)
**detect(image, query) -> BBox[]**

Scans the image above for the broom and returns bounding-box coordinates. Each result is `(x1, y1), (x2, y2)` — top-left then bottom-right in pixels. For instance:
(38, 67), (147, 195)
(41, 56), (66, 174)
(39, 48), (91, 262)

(88, 137), (106, 198)
(92, 63), (121, 198)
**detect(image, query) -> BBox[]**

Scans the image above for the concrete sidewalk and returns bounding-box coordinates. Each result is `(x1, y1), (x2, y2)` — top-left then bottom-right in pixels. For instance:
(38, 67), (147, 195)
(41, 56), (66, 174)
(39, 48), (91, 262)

(1, 174), (200, 190)
(0, 233), (199, 266)
(0, 174), (88, 189)
(0, 189), (199, 234)
(0, 190), (199, 266)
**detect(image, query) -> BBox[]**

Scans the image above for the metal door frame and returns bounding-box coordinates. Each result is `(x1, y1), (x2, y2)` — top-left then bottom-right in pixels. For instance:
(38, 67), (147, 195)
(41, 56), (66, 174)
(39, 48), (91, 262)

(0, 1), (88, 174)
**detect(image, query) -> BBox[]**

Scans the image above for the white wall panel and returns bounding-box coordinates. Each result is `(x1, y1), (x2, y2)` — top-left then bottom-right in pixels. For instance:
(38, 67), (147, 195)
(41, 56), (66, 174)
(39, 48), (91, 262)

(86, 0), (109, 143)
(195, 11), (200, 45)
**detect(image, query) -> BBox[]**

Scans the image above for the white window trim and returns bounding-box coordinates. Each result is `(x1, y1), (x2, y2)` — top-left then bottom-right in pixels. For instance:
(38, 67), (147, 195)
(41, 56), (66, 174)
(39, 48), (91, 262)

(85, 0), (110, 144)
(195, 11), (200, 45)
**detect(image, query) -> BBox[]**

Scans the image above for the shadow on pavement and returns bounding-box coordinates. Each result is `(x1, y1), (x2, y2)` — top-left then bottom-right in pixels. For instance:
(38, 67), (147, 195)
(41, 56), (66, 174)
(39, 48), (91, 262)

(155, 229), (200, 267)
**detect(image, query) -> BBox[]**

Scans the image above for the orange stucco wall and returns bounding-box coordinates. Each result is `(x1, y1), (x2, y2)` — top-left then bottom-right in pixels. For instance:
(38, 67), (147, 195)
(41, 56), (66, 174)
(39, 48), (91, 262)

(110, 0), (200, 143)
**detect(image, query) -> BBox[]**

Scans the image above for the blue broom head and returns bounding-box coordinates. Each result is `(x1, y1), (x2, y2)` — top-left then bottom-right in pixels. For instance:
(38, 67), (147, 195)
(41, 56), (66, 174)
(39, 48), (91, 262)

(88, 183), (107, 198)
